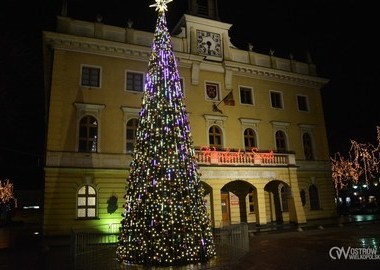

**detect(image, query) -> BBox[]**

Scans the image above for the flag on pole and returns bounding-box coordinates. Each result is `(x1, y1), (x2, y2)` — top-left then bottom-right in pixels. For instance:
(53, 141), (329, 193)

(223, 90), (235, 106)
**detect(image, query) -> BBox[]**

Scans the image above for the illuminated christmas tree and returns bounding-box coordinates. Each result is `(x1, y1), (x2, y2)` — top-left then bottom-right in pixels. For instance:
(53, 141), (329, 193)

(0, 179), (16, 206)
(116, 0), (216, 266)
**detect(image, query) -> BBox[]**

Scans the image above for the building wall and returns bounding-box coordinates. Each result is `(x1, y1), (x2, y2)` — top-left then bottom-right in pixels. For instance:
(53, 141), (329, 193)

(297, 167), (337, 220)
(44, 168), (127, 235)
(47, 50), (148, 153)
(42, 14), (336, 236)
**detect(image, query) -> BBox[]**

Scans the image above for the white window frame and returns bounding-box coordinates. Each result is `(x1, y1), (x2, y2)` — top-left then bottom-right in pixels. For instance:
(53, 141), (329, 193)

(203, 114), (227, 148)
(74, 103), (105, 152)
(239, 85), (254, 106)
(77, 185), (98, 219)
(80, 64), (102, 88)
(299, 124), (316, 160)
(121, 107), (140, 154)
(270, 90), (284, 109)
(271, 121), (290, 151)
(239, 118), (261, 150)
(125, 70), (145, 93)
(296, 94), (309, 112)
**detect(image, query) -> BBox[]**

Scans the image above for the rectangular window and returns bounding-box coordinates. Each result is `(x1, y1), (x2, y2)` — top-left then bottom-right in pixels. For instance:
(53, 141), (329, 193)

(81, 66), (101, 87)
(205, 82), (220, 101)
(297, 95), (309, 111)
(197, 0), (209, 16)
(126, 118), (138, 153)
(239, 86), (254, 105)
(281, 187), (289, 212)
(248, 193), (255, 212)
(78, 116), (98, 153)
(270, 91), (283, 109)
(126, 71), (144, 92)
(180, 78), (185, 97)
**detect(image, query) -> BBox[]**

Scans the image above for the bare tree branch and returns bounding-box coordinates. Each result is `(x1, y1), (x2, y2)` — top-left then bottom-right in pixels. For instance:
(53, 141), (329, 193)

(331, 126), (380, 193)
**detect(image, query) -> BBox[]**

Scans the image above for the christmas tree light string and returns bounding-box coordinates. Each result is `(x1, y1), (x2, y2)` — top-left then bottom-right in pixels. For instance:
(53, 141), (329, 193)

(116, 0), (216, 266)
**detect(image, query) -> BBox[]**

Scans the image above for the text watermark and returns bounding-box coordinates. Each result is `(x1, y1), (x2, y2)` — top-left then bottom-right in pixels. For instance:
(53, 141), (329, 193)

(329, 246), (380, 260)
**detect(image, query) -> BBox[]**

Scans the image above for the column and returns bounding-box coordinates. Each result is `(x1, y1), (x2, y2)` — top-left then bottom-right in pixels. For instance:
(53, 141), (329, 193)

(211, 188), (222, 228)
(256, 186), (267, 225)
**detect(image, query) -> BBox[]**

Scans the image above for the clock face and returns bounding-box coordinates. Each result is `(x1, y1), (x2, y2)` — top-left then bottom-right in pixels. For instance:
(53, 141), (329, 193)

(196, 30), (222, 57)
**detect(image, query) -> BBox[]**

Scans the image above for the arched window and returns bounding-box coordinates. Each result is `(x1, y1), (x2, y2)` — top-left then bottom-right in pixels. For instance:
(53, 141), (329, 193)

(300, 189), (306, 206)
(280, 186), (289, 212)
(78, 115), (98, 152)
(244, 128), (257, 150)
(126, 118), (138, 153)
(275, 130), (287, 152)
(309, 184), (320, 210)
(209, 125), (223, 148)
(303, 132), (314, 160)
(248, 187), (255, 213)
(77, 185), (97, 218)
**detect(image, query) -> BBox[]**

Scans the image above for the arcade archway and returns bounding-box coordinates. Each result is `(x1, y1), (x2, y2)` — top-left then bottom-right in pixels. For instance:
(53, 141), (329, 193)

(220, 180), (257, 226)
(264, 180), (292, 224)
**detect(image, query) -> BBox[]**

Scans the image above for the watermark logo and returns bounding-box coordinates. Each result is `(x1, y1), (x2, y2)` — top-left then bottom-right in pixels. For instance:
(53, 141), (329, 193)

(329, 246), (380, 260)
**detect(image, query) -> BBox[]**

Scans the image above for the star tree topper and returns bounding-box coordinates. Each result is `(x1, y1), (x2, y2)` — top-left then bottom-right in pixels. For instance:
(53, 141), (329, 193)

(149, 0), (173, 12)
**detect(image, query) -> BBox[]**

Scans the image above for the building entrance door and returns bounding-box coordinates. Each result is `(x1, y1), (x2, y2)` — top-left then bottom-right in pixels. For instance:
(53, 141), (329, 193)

(221, 193), (230, 226)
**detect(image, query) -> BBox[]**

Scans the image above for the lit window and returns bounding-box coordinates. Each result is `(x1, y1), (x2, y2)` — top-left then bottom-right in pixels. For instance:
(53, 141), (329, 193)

(77, 185), (97, 218)
(81, 66), (101, 87)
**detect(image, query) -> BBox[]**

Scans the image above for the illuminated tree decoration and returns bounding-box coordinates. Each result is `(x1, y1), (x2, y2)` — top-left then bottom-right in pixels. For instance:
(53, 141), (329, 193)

(0, 179), (17, 206)
(331, 126), (380, 193)
(116, 0), (216, 266)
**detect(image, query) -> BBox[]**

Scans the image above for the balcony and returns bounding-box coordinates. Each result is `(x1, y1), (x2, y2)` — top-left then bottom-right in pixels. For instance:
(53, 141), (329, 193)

(45, 148), (296, 169)
(195, 148), (296, 166)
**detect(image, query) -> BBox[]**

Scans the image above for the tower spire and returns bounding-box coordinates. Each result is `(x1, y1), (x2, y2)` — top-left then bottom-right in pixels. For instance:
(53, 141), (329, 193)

(61, 0), (68, 17)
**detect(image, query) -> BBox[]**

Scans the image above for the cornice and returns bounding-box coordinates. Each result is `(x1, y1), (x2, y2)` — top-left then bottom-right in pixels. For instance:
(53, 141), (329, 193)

(224, 60), (329, 88)
(43, 31), (329, 88)
(43, 31), (195, 69)
(44, 31), (151, 62)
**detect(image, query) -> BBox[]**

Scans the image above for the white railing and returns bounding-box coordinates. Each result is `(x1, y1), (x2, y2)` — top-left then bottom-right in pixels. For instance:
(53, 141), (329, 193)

(195, 148), (294, 166)
(45, 149), (295, 169)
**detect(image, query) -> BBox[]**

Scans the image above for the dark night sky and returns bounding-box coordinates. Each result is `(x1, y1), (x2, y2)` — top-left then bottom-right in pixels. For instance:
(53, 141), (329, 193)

(0, 0), (378, 189)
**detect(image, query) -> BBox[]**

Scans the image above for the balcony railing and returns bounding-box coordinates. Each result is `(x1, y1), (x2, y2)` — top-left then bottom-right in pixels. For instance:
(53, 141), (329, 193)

(45, 148), (296, 169)
(195, 148), (295, 166)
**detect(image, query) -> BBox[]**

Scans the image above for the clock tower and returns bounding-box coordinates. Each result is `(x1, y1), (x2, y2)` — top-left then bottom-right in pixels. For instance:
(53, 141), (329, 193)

(172, 0), (232, 61)
(187, 0), (220, 21)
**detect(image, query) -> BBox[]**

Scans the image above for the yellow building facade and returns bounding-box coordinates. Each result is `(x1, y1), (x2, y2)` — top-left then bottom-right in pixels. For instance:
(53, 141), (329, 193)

(42, 7), (336, 236)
